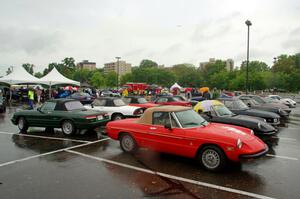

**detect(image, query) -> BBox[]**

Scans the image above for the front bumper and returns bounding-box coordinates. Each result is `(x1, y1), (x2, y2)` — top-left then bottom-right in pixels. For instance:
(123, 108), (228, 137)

(239, 145), (269, 159)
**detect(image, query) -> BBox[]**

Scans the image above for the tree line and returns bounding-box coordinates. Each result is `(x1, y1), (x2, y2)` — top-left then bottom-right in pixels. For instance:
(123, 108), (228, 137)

(5, 53), (300, 92)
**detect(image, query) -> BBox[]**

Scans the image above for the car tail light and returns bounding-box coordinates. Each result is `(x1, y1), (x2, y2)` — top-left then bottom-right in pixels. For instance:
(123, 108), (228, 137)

(134, 108), (143, 115)
(85, 115), (97, 119)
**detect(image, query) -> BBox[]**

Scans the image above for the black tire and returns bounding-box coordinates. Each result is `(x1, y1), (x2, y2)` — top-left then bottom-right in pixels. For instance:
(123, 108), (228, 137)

(112, 114), (124, 121)
(18, 117), (28, 132)
(119, 133), (137, 153)
(61, 120), (76, 136)
(198, 145), (227, 171)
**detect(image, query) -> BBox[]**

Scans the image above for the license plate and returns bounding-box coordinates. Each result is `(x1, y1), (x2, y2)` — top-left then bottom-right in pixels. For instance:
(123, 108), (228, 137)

(97, 115), (103, 120)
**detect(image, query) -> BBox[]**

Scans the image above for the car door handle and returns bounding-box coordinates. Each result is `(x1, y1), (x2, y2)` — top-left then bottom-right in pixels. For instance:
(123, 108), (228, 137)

(149, 127), (157, 130)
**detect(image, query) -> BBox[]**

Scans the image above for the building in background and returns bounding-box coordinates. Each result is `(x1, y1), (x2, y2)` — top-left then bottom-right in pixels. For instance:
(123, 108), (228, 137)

(77, 60), (96, 70)
(199, 58), (234, 71)
(104, 60), (132, 76)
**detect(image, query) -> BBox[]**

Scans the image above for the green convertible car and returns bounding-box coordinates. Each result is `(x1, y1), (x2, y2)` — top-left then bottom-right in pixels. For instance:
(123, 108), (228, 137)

(11, 99), (110, 135)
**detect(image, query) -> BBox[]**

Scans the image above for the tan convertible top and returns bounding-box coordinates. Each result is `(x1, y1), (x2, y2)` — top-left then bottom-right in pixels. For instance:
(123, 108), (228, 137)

(137, 106), (191, 125)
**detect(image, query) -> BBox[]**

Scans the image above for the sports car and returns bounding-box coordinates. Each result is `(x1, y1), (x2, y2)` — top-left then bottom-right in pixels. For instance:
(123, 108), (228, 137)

(11, 99), (110, 135)
(106, 106), (268, 171)
(194, 100), (276, 136)
(85, 97), (144, 120)
(122, 96), (158, 110)
(268, 95), (296, 108)
(153, 96), (192, 107)
(218, 97), (280, 126)
(238, 95), (289, 119)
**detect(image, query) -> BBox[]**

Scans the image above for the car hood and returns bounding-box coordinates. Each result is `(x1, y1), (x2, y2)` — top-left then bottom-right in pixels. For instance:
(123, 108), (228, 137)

(245, 109), (280, 119)
(187, 123), (256, 142)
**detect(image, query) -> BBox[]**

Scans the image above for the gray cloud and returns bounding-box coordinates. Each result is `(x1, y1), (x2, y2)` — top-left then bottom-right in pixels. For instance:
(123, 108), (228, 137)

(0, 26), (63, 55)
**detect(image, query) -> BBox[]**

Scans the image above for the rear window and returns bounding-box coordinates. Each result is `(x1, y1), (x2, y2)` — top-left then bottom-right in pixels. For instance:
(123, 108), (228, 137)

(65, 101), (84, 111)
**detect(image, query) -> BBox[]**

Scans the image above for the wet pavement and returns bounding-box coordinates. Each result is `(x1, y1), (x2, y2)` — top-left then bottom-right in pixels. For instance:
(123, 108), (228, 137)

(0, 104), (300, 199)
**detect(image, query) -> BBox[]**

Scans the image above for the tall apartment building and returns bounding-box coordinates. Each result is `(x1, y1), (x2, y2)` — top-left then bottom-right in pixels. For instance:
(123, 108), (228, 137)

(76, 60), (96, 70)
(199, 58), (234, 71)
(104, 60), (132, 76)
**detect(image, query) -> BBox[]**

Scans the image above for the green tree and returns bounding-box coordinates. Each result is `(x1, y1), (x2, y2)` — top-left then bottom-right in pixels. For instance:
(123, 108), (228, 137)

(34, 72), (43, 78)
(139, 59), (158, 68)
(105, 71), (118, 88)
(22, 63), (34, 74)
(241, 61), (269, 72)
(171, 64), (202, 87)
(62, 57), (76, 69)
(72, 69), (91, 83)
(120, 73), (134, 85)
(90, 71), (106, 88)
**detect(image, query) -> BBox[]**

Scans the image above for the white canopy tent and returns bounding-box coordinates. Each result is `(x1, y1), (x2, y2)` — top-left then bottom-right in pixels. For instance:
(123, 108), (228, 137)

(170, 82), (182, 91)
(39, 67), (80, 86)
(38, 67), (80, 98)
(0, 66), (41, 85)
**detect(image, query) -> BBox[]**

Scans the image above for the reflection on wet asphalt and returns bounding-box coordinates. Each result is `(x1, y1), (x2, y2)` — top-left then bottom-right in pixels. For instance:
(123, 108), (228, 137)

(0, 104), (300, 198)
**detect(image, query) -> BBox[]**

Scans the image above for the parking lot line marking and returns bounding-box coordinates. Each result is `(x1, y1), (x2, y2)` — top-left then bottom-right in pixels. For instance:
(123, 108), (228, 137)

(266, 154), (298, 161)
(278, 137), (297, 141)
(65, 149), (275, 199)
(0, 138), (110, 168)
(0, 131), (90, 143)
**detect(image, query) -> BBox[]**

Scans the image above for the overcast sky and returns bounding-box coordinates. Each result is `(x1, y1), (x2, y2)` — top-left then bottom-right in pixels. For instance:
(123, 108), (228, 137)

(0, 0), (299, 76)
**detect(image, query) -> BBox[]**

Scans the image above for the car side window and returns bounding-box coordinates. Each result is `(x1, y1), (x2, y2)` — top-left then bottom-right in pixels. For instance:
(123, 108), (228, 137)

(153, 112), (170, 126)
(41, 102), (56, 112)
(93, 99), (106, 106)
(156, 98), (168, 103)
(122, 98), (131, 104)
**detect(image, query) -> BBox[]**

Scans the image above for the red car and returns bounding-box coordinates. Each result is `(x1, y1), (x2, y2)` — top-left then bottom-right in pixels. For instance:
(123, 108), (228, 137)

(123, 96), (158, 110)
(153, 96), (192, 107)
(106, 106), (268, 171)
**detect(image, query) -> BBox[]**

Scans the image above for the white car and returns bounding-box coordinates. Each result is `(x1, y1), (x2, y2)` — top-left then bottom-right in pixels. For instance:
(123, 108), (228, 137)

(268, 95), (297, 108)
(84, 97), (143, 120)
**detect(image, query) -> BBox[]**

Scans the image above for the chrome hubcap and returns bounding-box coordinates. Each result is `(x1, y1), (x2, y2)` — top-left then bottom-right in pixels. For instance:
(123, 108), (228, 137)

(18, 119), (24, 130)
(122, 135), (134, 151)
(114, 116), (122, 120)
(202, 149), (220, 169)
(62, 122), (73, 134)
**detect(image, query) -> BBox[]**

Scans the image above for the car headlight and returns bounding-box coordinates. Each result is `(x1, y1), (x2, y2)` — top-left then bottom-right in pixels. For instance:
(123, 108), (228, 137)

(257, 122), (262, 129)
(263, 119), (267, 122)
(237, 139), (243, 149)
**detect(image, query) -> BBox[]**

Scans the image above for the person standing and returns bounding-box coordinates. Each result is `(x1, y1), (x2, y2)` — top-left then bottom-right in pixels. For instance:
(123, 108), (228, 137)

(36, 87), (42, 104)
(28, 88), (34, 109)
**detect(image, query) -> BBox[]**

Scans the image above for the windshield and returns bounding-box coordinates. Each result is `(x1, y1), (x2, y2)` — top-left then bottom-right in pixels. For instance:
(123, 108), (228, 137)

(114, 99), (126, 106)
(65, 101), (84, 111)
(137, 98), (148, 104)
(173, 96), (186, 101)
(234, 100), (249, 109)
(213, 105), (233, 116)
(175, 110), (208, 128)
(253, 96), (266, 104)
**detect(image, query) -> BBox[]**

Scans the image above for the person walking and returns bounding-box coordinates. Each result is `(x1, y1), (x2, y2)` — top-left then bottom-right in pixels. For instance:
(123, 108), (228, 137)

(28, 88), (34, 109)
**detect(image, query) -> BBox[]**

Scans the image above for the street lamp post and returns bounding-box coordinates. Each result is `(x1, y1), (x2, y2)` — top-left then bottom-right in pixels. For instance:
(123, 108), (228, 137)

(245, 20), (252, 94)
(115, 56), (121, 89)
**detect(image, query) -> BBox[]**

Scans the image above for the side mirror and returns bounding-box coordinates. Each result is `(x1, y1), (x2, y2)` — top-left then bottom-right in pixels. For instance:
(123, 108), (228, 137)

(164, 123), (172, 130)
(91, 104), (94, 108)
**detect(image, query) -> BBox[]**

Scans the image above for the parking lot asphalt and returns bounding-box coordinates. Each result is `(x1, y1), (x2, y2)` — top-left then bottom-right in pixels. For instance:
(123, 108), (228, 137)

(0, 104), (300, 199)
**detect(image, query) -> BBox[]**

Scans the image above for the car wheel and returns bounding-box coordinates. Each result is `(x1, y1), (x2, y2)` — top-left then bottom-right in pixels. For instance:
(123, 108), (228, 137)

(199, 145), (226, 171)
(18, 117), (28, 132)
(112, 114), (124, 121)
(61, 120), (76, 136)
(119, 133), (137, 153)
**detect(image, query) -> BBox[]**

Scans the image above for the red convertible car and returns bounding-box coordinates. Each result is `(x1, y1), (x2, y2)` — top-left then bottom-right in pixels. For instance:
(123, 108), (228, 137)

(122, 96), (158, 110)
(106, 106), (268, 171)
